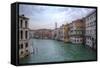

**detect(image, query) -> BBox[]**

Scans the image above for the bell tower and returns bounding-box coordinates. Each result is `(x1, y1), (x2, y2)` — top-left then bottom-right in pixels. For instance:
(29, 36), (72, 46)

(55, 22), (57, 29)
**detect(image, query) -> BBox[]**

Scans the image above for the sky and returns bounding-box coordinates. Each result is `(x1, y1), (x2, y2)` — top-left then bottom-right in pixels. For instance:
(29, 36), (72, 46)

(19, 4), (95, 30)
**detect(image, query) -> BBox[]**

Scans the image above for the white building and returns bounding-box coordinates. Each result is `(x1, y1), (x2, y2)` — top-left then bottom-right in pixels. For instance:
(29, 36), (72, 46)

(29, 30), (35, 38)
(53, 22), (60, 40)
(19, 15), (30, 58)
(59, 24), (65, 41)
(52, 28), (60, 40)
(85, 10), (96, 49)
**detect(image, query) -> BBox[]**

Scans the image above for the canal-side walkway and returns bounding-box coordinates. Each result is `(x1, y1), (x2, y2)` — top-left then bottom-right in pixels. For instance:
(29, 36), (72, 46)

(20, 39), (96, 64)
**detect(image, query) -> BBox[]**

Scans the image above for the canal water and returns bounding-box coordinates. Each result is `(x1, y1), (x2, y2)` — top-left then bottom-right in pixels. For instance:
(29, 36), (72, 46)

(19, 39), (96, 64)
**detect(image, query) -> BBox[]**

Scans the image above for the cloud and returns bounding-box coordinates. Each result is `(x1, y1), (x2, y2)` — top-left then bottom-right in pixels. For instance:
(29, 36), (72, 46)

(19, 4), (95, 29)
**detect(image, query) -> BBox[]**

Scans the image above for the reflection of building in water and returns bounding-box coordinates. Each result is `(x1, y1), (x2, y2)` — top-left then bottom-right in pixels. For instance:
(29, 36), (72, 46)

(85, 10), (96, 50)
(19, 15), (30, 58)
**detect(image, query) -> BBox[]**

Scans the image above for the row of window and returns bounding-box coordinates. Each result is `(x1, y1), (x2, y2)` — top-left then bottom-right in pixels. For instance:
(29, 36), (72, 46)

(86, 13), (96, 21)
(86, 37), (96, 48)
(20, 19), (28, 28)
(20, 30), (28, 40)
(20, 50), (28, 55)
(69, 30), (83, 35)
(70, 38), (83, 43)
(86, 39), (92, 47)
(86, 29), (96, 35)
(86, 37), (95, 41)
(86, 21), (96, 27)
(20, 42), (28, 49)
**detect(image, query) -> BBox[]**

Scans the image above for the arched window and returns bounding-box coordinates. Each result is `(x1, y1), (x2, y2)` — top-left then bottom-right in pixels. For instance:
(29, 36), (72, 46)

(25, 20), (27, 28)
(25, 43), (28, 48)
(25, 31), (28, 39)
(20, 30), (23, 39)
(20, 44), (23, 49)
(21, 51), (23, 54)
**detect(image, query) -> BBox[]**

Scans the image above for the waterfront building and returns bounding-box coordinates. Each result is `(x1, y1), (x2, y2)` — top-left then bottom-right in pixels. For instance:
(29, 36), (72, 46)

(19, 15), (30, 58)
(59, 24), (65, 41)
(34, 29), (52, 39)
(63, 24), (69, 42)
(85, 10), (96, 49)
(69, 19), (85, 44)
(51, 30), (55, 39)
(29, 30), (35, 38)
(53, 22), (60, 40)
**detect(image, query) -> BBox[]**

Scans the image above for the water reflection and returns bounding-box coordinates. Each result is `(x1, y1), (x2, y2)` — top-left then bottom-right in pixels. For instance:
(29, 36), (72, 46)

(19, 38), (96, 64)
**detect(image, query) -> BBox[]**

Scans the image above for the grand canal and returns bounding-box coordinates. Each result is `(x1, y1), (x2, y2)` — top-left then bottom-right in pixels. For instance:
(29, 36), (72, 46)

(19, 39), (96, 64)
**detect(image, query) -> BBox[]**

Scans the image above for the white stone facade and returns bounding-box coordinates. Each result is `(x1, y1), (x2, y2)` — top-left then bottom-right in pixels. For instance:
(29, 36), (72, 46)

(85, 10), (96, 49)
(19, 15), (30, 58)
(70, 36), (83, 44)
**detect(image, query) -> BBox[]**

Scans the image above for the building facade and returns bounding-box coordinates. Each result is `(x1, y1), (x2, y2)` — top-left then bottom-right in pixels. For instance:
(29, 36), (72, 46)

(34, 29), (52, 39)
(19, 15), (30, 58)
(29, 30), (35, 38)
(52, 23), (60, 40)
(55, 28), (60, 40)
(63, 24), (69, 42)
(69, 19), (85, 44)
(59, 24), (65, 41)
(85, 10), (96, 49)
